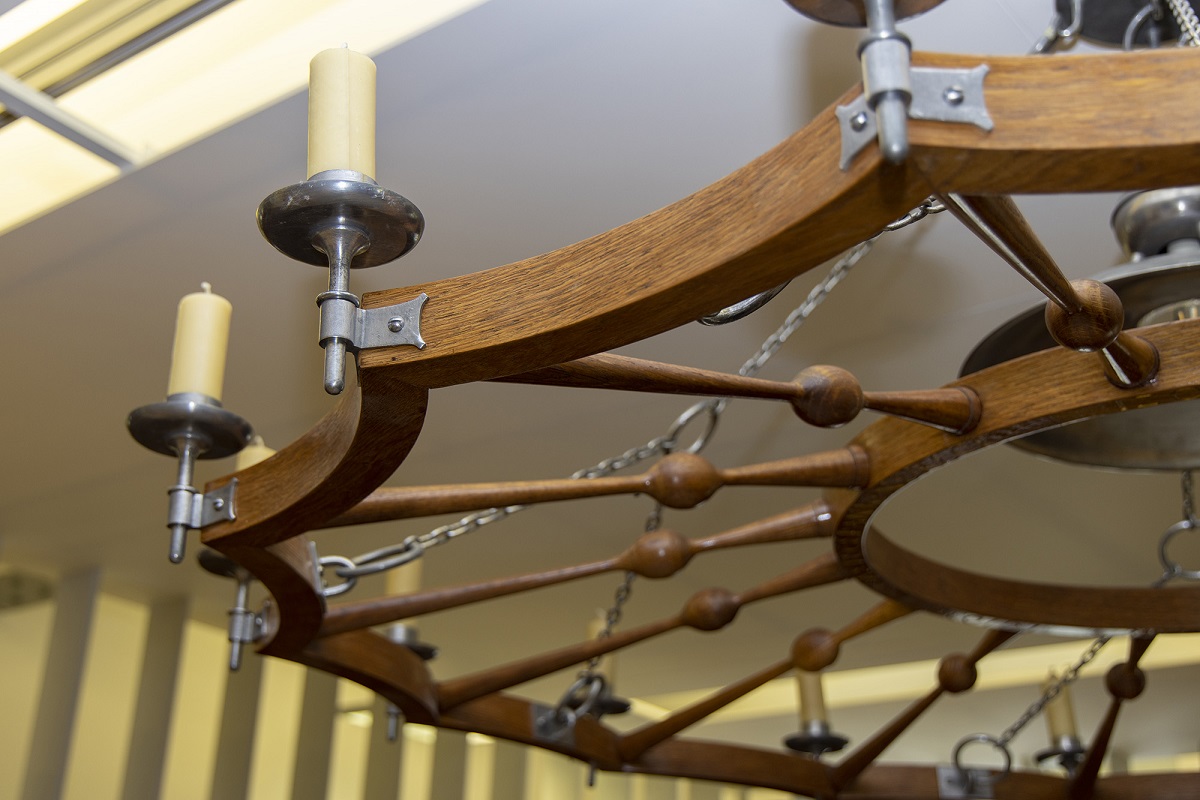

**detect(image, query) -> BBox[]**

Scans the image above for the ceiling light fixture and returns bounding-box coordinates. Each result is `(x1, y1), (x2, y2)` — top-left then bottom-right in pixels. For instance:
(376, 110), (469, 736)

(126, 0), (1200, 797)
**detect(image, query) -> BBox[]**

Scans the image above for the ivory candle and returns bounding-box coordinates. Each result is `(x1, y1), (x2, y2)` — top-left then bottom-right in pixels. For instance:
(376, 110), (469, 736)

(798, 671), (827, 725)
(235, 435), (275, 471)
(307, 47), (376, 179)
(1043, 673), (1078, 741)
(386, 556), (423, 596)
(167, 282), (232, 401)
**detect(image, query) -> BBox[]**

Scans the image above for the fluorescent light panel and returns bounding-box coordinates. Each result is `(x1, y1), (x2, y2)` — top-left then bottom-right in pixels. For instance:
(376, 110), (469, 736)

(0, 0), (491, 235)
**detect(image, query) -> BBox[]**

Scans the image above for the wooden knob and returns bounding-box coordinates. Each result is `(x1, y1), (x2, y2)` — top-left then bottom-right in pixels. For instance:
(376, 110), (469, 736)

(619, 529), (693, 578)
(682, 588), (739, 631)
(793, 628), (839, 672)
(1044, 279), (1124, 352)
(645, 453), (723, 508)
(937, 653), (978, 694)
(793, 366), (865, 428)
(1105, 663), (1146, 700)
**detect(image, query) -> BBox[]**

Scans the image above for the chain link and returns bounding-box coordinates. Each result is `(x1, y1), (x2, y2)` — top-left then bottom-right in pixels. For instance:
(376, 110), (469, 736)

(995, 636), (1110, 747)
(318, 196), (944, 588)
(1166, 0), (1200, 44)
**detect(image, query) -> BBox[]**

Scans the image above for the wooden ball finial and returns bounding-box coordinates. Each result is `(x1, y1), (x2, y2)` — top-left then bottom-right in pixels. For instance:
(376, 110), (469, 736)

(645, 453), (723, 508)
(1105, 663), (1146, 700)
(937, 653), (978, 694)
(621, 529), (693, 578)
(682, 588), (739, 631)
(792, 628), (840, 672)
(793, 365), (865, 428)
(1044, 280), (1125, 352)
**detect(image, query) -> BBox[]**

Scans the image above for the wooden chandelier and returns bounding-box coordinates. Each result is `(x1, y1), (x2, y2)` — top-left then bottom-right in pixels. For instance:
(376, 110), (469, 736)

(192, 45), (1200, 799)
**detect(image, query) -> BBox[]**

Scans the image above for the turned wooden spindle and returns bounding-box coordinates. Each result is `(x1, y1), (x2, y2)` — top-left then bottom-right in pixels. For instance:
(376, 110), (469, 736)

(619, 657), (794, 761)
(940, 194), (1159, 388)
(321, 449), (866, 529)
(1069, 636), (1155, 800)
(496, 354), (981, 434)
(318, 501), (838, 636)
(436, 553), (847, 711)
(831, 628), (1015, 790)
(791, 599), (913, 672)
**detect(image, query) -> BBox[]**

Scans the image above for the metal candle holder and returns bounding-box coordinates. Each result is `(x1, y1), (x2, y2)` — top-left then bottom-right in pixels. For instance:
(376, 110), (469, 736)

(126, 392), (253, 563)
(1035, 735), (1087, 776)
(784, 719), (850, 758)
(198, 547), (262, 671)
(256, 169), (426, 395)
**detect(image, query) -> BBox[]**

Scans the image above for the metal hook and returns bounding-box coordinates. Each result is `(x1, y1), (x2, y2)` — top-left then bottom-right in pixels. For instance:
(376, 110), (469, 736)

(317, 555), (359, 597)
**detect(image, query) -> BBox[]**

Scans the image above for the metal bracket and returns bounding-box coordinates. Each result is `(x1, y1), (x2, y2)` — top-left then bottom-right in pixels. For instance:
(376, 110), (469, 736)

(192, 478), (238, 529)
(357, 292), (429, 350)
(531, 703), (576, 747)
(837, 65), (993, 169)
(936, 766), (996, 799)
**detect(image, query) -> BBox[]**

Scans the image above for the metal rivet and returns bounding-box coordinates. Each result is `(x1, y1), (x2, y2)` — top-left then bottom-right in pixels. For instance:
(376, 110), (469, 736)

(387, 317), (405, 333)
(943, 86), (965, 106)
(850, 112), (869, 132)
(212, 498), (225, 510)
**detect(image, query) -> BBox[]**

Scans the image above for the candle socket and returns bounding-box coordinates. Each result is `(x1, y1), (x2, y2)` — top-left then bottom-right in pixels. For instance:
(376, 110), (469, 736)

(198, 548), (263, 670)
(380, 622), (439, 741)
(127, 393), (254, 563)
(257, 170), (426, 395)
(1035, 735), (1087, 776)
(784, 719), (849, 758)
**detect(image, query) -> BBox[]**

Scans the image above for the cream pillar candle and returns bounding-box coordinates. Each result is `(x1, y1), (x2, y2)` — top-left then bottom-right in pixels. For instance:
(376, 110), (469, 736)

(235, 435), (275, 471)
(1043, 673), (1078, 741)
(167, 282), (232, 401)
(798, 671), (827, 725)
(307, 47), (376, 179)
(387, 558), (423, 596)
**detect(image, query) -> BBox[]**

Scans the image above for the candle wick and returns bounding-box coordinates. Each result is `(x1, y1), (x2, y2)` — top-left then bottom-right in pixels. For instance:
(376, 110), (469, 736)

(201, 281), (213, 294)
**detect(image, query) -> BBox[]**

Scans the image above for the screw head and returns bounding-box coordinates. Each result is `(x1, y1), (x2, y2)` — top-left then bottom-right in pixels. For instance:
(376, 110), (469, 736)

(850, 111), (869, 132)
(943, 86), (965, 106)
(211, 498), (225, 510)
(387, 317), (405, 333)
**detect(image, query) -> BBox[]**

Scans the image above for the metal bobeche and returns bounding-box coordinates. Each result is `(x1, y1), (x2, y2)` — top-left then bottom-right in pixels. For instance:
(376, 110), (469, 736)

(783, 719), (850, 757)
(126, 392), (254, 459)
(256, 169), (423, 268)
(126, 392), (253, 563)
(256, 169), (428, 395)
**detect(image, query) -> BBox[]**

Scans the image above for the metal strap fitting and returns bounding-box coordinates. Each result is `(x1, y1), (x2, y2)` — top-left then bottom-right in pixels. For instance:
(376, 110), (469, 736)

(837, 65), (993, 169)
(169, 479), (237, 532)
(319, 292), (428, 352)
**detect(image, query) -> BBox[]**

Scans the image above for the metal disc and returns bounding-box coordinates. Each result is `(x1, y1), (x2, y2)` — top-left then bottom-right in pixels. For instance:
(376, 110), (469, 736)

(197, 548), (244, 579)
(1112, 187), (1200, 257)
(961, 254), (1200, 470)
(127, 399), (255, 459)
(257, 178), (424, 268)
(781, 0), (948, 26)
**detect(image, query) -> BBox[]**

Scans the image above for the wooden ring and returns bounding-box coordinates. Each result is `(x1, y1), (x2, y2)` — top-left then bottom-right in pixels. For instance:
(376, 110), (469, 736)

(831, 319), (1200, 634)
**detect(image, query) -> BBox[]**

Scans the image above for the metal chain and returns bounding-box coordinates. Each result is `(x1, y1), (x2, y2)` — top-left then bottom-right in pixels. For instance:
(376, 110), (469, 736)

(994, 635), (1110, 748)
(318, 196), (945, 589)
(1166, 0), (1200, 44)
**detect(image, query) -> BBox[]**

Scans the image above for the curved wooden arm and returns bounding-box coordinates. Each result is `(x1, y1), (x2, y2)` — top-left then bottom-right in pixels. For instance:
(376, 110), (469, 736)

(361, 49), (1200, 389)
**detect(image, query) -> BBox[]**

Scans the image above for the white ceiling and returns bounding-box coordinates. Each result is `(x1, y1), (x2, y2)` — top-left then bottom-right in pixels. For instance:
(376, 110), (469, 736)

(1, 0), (1196, 774)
